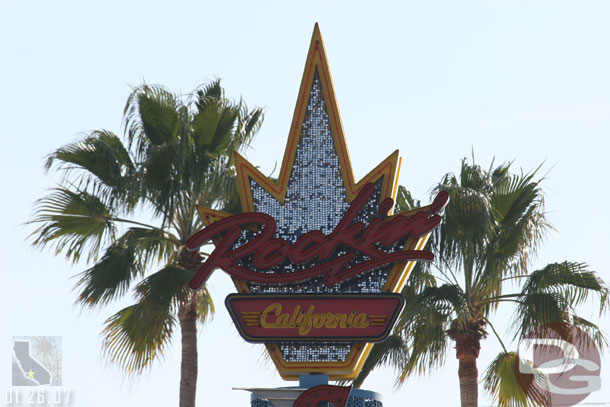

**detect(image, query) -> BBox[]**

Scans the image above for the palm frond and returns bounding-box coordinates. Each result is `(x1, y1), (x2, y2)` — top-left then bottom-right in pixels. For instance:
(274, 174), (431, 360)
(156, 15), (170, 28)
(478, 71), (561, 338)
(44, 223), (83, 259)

(469, 163), (551, 304)
(430, 181), (494, 283)
(120, 227), (177, 265)
(124, 84), (181, 152)
(392, 285), (460, 383)
(571, 315), (609, 351)
(351, 334), (407, 388)
(75, 243), (141, 308)
(102, 303), (175, 374)
(521, 262), (609, 311)
(491, 169), (542, 230)
(134, 265), (194, 309)
(212, 165), (242, 213)
(397, 305), (451, 383)
(513, 262), (609, 346)
(28, 186), (116, 263)
(191, 98), (231, 151)
(398, 284), (469, 325)
(122, 85), (188, 224)
(483, 352), (549, 407)
(512, 291), (570, 340)
(44, 130), (138, 210)
(401, 261), (437, 297)
(74, 227), (176, 308)
(194, 285), (215, 324)
(394, 185), (421, 214)
(140, 141), (181, 218)
(194, 79), (223, 110)
(457, 158), (494, 194)
(101, 265), (197, 374)
(233, 102), (263, 154)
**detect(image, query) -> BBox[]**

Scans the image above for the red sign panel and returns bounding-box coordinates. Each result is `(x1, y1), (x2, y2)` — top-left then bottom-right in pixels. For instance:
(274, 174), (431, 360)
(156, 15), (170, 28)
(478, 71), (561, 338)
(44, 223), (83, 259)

(226, 294), (404, 342)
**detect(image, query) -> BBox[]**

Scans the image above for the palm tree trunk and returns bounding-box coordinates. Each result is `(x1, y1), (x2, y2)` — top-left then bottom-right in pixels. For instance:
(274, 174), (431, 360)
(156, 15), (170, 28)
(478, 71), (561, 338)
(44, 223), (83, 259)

(179, 294), (198, 407)
(458, 355), (478, 407)
(448, 319), (485, 407)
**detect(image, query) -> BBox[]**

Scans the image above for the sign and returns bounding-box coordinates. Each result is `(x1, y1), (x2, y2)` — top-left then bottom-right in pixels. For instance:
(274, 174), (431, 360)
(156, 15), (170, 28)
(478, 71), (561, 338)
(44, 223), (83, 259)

(226, 294), (404, 342)
(187, 24), (447, 380)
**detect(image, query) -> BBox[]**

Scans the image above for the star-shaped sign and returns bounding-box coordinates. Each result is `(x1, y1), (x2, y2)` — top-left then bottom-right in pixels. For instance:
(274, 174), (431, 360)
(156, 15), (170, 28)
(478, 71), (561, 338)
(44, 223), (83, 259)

(189, 24), (446, 380)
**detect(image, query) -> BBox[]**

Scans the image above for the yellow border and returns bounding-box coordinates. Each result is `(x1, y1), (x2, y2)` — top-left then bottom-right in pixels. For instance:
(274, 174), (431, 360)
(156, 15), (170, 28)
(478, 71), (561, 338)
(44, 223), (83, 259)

(195, 23), (432, 380)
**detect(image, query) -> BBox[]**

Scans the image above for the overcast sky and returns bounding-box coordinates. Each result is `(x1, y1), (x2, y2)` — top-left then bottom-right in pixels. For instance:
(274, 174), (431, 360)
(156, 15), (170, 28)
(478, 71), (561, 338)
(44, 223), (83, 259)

(1, 1), (609, 406)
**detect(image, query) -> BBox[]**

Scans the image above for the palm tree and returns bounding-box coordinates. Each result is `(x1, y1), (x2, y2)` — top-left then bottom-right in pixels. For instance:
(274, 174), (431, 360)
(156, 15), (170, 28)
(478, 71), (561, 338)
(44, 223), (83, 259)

(353, 158), (609, 407)
(28, 81), (263, 407)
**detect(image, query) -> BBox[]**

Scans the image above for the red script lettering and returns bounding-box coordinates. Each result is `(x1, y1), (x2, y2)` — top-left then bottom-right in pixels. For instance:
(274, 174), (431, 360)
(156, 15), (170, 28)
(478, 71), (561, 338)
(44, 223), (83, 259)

(187, 184), (449, 290)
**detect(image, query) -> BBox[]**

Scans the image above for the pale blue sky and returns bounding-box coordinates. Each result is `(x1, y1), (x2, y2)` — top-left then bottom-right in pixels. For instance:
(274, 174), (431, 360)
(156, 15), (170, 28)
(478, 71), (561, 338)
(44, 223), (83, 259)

(1, 1), (609, 406)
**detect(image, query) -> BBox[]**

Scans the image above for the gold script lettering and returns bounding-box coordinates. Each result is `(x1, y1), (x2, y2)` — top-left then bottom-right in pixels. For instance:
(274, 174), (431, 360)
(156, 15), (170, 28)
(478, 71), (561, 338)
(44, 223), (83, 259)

(257, 303), (371, 336)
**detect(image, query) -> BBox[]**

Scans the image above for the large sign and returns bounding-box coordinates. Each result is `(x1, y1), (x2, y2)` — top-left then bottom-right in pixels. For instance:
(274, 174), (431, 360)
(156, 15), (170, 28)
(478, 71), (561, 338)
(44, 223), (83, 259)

(187, 24), (447, 380)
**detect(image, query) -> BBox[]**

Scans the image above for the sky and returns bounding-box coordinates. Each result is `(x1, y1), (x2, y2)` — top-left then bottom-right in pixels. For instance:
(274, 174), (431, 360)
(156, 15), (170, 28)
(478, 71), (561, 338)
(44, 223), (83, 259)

(1, 1), (609, 406)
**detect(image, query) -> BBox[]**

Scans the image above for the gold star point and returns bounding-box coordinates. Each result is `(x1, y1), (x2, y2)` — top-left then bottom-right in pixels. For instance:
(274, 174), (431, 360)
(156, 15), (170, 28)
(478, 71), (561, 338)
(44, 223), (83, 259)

(26, 368), (35, 379)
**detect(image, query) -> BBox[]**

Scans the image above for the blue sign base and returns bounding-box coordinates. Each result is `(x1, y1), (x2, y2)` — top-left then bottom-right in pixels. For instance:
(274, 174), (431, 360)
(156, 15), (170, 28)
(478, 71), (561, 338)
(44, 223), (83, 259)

(245, 374), (383, 407)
